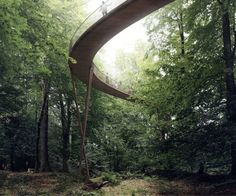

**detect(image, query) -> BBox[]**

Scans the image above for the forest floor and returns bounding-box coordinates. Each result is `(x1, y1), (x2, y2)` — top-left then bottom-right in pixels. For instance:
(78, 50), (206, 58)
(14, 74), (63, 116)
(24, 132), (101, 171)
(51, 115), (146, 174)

(0, 171), (236, 195)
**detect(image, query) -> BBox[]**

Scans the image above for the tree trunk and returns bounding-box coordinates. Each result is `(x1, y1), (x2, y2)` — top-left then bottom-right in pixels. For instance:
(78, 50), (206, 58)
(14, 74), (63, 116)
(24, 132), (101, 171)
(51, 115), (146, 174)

(198, 162), (204, 175)
(222, 13), (236, 122)
(178, 11), (185, 56)
(231, 141), (236, 176)
(36, 79), (50, 172)
(10, 137), (15, 171)
(59, 93), (71, 172)
(35, 104), (40, 171)
(219, 1), (236, 176)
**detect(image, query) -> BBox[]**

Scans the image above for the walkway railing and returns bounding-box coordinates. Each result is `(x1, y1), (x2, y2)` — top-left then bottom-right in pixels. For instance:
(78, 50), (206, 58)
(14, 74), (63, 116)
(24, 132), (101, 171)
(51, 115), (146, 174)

(94, 66), (130, 93)
(69, 0), (130, 94)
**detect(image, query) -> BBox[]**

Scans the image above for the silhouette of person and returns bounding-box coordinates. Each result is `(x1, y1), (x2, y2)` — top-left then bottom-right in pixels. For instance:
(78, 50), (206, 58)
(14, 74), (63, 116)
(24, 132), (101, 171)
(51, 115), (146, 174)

(106, 73), (109, 83)
(101, 1), (108, 16)
(101, 1), (113, 16)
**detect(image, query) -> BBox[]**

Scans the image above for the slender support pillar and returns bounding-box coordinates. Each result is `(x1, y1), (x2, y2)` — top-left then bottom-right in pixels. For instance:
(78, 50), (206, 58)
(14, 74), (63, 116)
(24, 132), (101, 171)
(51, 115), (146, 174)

(81, 64), (94, 179)
(71, 77), (84, 175)
(70, 64), (94, 180)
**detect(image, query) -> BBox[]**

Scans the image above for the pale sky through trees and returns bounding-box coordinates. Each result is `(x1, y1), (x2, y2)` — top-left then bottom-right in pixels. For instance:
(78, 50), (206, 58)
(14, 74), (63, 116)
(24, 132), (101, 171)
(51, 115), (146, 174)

(99, 19), (148, 77)
(84, 0), (148, 77)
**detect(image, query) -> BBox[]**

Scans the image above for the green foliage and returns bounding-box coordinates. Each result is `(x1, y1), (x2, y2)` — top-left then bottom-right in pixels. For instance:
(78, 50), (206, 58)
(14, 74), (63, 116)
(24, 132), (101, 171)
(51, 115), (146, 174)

(133, 0), (236, 173)
(0, 0), (235, 181)
(102, 172), (121, 185)
(0, 0), (85, 171)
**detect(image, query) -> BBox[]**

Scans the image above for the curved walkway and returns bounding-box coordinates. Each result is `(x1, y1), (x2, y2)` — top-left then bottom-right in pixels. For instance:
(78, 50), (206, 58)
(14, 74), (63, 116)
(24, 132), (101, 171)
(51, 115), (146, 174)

(69, 0), (173, 100)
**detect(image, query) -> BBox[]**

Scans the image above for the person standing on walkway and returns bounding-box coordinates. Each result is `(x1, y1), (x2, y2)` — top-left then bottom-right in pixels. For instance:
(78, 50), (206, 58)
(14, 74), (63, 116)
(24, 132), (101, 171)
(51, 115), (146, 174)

(101, 1), (108, 16)
(106, 73), (109, 83)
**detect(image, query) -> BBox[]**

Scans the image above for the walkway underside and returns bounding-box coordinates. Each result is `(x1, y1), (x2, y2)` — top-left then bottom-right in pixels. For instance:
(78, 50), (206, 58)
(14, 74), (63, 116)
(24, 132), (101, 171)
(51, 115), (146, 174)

(69, 0), (173, 100)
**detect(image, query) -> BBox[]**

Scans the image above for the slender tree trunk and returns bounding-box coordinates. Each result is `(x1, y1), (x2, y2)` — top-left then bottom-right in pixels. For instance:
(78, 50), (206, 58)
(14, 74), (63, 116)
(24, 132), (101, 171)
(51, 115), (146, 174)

(222, 12), (236, 122)
(231, 142), (236, 176)
(59, 93), (67, 172)
(59, 93), (71, 172)
(219, 1), (236, 176)
(35, 104), (40, 171)
(178, 11), (185, 56)
(36, 79), (50, 172)
(198, 162), (204, 175)
(35, 123), (40, 171)
(10, 137), (15, 171)
(66, 99), (72, 169)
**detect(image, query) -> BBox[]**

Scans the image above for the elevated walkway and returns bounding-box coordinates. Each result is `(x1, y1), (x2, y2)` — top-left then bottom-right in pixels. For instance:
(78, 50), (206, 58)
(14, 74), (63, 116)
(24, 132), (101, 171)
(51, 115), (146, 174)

(69, 0), (173, 100)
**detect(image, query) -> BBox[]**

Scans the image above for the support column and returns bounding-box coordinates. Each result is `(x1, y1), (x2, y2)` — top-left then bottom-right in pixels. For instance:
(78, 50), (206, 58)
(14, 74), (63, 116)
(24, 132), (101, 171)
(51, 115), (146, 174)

(70, 64), (94, 180)
(81, 64), (94, 179)
(71, 77), (84, 176)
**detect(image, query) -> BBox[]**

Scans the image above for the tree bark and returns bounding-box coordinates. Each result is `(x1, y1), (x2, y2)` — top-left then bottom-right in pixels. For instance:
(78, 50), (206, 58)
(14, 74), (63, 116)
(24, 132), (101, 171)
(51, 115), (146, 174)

(231, 141), (236, 176)
(219, 1), (236, 176)
(71, 78), (85, 175)
(178, 11), (185, 56)
(35, 104), (40, 171)
(35, 79), (50, 172)
(222, 13), (236, 122)
(59, 93), (71, 172)
(10, 137), (15, 171)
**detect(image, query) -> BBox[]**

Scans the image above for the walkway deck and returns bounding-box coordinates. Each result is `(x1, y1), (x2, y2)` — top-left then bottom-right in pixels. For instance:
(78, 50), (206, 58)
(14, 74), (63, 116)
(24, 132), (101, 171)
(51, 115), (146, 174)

(69, 0), (173, 99)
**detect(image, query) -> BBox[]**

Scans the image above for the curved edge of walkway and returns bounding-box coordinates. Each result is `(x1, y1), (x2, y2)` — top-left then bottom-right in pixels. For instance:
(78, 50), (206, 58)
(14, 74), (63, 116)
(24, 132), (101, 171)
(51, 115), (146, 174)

(69, 0), (173, 100)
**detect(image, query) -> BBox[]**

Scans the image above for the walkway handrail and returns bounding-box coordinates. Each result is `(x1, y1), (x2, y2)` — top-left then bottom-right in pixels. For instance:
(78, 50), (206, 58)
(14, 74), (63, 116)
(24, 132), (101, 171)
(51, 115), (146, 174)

(93, 66), (130, 93)
(69, 0), (108, 51)
(69, 0), (128, 52)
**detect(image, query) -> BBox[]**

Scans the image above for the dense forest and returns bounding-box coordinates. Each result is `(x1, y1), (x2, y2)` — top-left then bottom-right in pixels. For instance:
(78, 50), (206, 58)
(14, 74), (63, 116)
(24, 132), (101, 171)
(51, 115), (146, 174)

(1, 0), (236, 195)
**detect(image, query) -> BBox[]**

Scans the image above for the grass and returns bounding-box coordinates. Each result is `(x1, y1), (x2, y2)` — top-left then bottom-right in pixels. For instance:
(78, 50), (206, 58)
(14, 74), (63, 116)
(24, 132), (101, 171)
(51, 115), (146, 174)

(100, 179), (158, 196)
(0, 171), (236, 195)
(0, 172), (58, 195)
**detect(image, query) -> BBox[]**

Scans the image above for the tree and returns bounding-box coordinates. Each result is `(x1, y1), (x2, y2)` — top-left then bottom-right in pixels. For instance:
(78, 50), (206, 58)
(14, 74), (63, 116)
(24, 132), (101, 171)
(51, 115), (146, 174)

(135, 0), (235, 173)
(217, 0), (236, 176)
